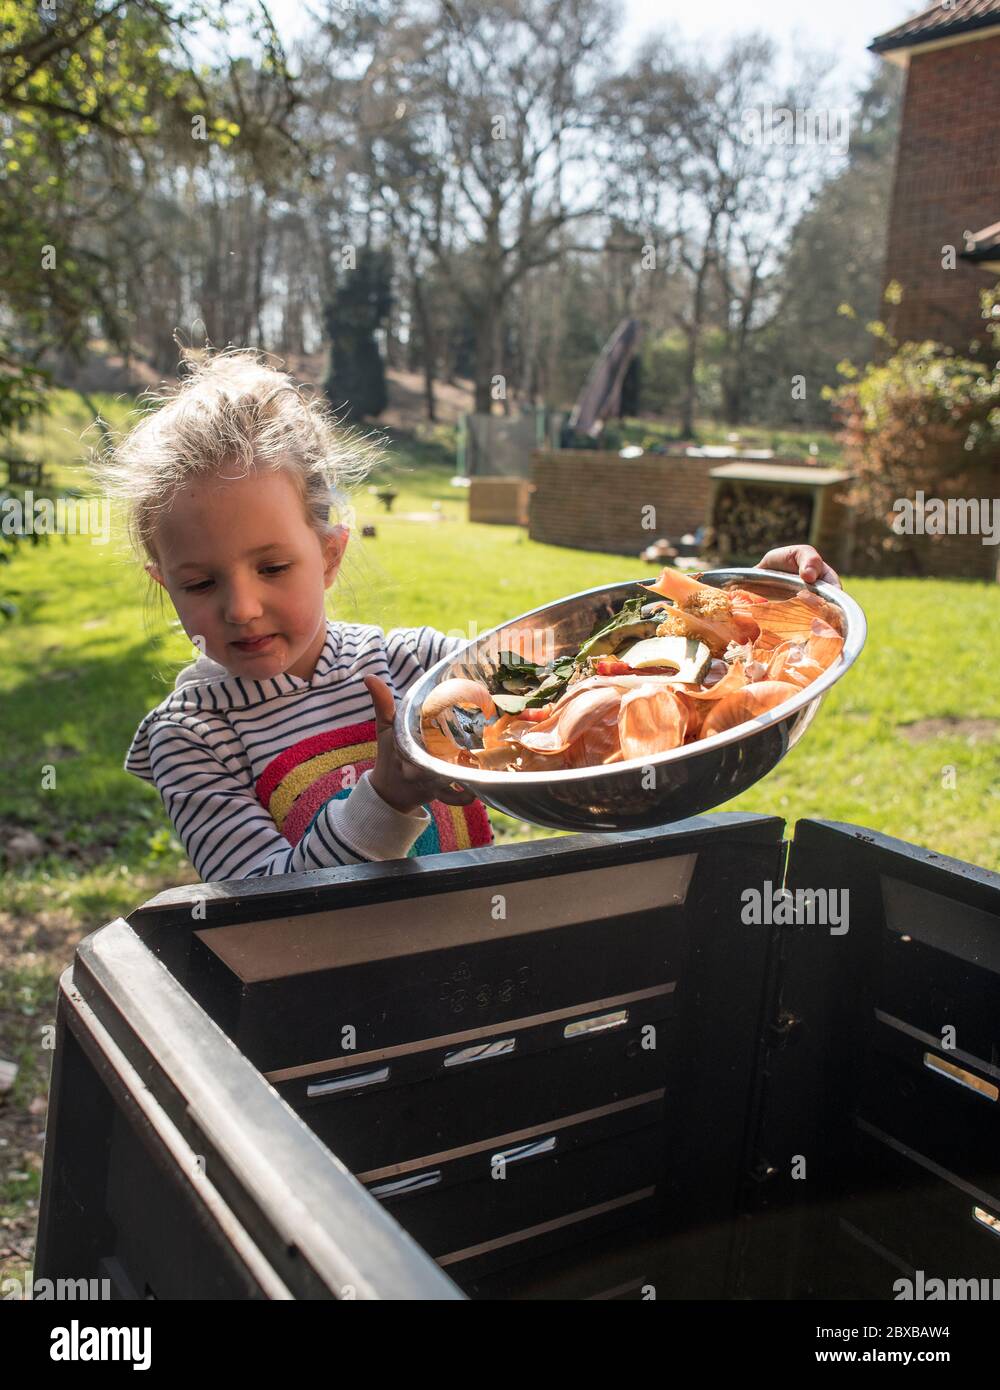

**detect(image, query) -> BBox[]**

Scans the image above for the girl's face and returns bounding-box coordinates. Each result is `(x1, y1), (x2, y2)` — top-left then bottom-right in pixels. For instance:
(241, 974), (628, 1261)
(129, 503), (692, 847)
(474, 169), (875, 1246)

(147, 467), (347, 681)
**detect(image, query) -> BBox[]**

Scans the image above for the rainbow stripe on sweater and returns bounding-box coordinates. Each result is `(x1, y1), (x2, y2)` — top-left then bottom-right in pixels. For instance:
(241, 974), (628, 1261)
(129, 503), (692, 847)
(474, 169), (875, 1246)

(254, 718), (492, 857)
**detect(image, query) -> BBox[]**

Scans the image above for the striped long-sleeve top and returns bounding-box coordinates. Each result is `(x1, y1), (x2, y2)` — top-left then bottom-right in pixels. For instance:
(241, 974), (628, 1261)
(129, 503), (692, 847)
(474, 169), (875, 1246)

(124, 620), (494, 883)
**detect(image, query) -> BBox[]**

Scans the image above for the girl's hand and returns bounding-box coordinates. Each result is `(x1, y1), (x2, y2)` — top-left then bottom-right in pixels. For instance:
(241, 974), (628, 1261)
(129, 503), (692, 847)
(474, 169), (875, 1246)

(363, 675), (477, 815)
(756, 544), (842, 589)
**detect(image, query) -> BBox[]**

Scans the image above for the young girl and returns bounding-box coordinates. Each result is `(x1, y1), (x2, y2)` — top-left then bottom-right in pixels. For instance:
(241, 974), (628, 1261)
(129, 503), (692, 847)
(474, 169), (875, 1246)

(101, 350), (841, 885)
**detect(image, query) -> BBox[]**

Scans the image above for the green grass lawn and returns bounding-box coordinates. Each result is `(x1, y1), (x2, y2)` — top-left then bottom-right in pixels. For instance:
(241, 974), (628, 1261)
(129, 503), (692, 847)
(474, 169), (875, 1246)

(0, 391), (997, 1282)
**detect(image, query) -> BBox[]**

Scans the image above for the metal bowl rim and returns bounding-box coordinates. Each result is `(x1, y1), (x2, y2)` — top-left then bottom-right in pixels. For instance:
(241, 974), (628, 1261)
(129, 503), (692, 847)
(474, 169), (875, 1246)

(396, 567), (867, 785)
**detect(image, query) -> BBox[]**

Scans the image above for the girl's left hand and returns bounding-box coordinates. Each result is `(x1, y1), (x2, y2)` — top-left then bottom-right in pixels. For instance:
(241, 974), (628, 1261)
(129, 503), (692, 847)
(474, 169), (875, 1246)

(756, 544), (842, 589)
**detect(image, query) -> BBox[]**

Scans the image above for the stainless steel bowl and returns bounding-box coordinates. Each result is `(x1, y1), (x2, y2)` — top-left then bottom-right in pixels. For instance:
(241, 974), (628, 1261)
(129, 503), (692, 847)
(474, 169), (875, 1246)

(396, 568), (867, 832)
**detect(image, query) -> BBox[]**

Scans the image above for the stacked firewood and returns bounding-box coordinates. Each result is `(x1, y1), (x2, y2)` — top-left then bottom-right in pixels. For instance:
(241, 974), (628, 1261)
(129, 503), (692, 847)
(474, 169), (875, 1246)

(709, 484), (813, 564)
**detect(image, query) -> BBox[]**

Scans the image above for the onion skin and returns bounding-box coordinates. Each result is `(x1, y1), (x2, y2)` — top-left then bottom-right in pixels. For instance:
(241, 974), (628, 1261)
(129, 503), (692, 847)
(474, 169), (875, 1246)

(420, 678), (497, 767)
(420, 678), (496, 723)
(618, 684), (688, 759)
(700, 680), (802, 738)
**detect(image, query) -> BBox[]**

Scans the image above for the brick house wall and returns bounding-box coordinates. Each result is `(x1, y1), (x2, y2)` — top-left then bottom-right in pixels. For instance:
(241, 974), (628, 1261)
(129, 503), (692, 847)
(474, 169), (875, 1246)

(902, 526), (1000, 581)
(528, 451), (719, 555)
(852, 481), (1000, 581)
(882, 33), (1000, 351)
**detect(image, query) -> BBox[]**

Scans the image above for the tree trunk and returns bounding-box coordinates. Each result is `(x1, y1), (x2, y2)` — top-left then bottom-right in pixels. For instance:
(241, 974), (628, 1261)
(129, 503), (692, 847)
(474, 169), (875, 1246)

(252, 201), (267, 349)
(680, 249), (713, 437)
(722, 261), (758, 426)
(474, 307), (502, 416)
(422, 359), (437, 422)
(202, 198), (223, 346)
(680, 326), (698, 437)
(724, 337), (748, 426)
(409, 264), (437, 422)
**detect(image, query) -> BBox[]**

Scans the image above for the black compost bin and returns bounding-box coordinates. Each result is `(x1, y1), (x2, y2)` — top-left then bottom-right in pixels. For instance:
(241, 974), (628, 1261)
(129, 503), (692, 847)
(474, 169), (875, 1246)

(34, 814), (1000, 1300)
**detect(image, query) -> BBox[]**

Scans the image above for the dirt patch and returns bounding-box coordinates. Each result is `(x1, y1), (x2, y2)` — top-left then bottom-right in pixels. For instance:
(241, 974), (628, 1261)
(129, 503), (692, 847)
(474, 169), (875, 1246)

(0, 1088), (45, 1280)
(0, 867), (192, 1279)
(379, 368), (475, 427)
(0, 909), (85, 975)
(0, 817), (133, 876)
(0, 987), (52, 1283)
(898, 717), (999, 744)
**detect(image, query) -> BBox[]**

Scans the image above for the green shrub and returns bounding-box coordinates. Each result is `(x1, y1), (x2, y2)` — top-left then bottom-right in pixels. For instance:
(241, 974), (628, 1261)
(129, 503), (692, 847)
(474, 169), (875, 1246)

(827, 287), (1000, 574)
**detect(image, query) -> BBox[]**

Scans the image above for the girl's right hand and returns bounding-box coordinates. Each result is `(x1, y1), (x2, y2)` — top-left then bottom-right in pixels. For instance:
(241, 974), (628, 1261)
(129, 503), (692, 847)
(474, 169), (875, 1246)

(363, 675), (477, 814)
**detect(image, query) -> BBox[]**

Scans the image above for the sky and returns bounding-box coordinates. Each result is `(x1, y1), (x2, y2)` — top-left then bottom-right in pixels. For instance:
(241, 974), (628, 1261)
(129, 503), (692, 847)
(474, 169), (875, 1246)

(260, 0), (919, 99)
(618, 0), (916, 81)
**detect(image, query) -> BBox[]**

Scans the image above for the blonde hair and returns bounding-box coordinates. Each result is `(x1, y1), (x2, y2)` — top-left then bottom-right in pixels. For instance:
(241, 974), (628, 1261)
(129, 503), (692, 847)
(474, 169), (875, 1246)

(91, 348), (382, 584)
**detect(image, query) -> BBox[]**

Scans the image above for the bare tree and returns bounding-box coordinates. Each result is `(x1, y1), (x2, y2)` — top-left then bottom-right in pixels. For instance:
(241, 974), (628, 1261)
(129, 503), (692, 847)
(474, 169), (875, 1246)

(349, 0), (615, 414)
(602, 33), (834, 433)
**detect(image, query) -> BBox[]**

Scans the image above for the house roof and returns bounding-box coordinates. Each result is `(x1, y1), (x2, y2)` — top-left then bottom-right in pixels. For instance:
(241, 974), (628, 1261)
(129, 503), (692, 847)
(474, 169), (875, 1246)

(871, 0), (1000, 57)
